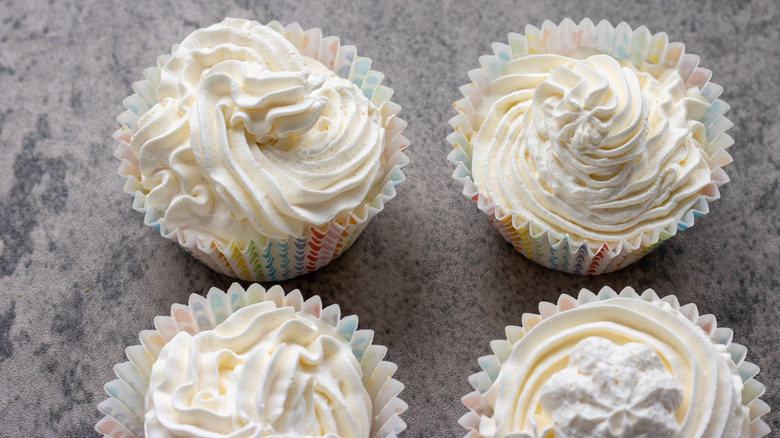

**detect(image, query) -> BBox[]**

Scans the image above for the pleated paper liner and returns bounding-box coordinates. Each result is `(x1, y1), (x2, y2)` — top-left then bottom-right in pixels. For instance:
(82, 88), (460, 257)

(95, 283), (407, 438)
(459, 286), (769, 438)
(447, 18), (733, 275)
(115, 20), (410, 281)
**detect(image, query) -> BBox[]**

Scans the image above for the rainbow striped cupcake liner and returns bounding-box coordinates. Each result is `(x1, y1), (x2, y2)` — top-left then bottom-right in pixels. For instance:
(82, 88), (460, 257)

(96, 283), (407, 438)
(115, 21), (410, 282)
(460, 286), (770, 437)
(447, 19), (733, 275)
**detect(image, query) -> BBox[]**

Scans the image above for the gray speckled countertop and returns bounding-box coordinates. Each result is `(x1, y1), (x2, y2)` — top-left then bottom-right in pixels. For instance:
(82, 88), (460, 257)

(0, 0), (778, 436)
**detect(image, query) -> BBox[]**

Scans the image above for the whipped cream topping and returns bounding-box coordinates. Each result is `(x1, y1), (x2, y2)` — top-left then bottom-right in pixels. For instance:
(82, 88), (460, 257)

(472, 52), (712, 245)
(477, 298), (751, 438)
(144, 301), (371, 437)
(538, 336), (682, 438)
(132, 18), (385, 247)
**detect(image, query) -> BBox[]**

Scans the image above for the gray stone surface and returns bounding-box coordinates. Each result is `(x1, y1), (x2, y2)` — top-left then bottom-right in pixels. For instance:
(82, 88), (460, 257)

(0, 0), (778, 436)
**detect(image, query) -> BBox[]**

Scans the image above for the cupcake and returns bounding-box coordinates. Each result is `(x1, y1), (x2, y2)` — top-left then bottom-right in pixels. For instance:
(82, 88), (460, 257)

(95, 283), (407, 437)
(447, 19), (733, 274)
(460, 286), (769, 437)
(115, 18), (409, 281)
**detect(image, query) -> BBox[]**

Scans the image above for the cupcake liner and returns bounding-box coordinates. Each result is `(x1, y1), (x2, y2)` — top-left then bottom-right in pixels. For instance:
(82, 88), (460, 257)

(447, 18), (733, 275)
(115, 21), (410, 282)
(95, 283), (407, 438)
(459, 286), (769, 438)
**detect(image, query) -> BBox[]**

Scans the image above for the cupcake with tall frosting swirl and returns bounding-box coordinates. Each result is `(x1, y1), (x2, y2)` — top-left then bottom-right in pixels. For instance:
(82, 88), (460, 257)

(448, 19), (733, 274)
(115, 18), (409, 281)
(96, 283), (407, 438)
(459, 286), (770, 438)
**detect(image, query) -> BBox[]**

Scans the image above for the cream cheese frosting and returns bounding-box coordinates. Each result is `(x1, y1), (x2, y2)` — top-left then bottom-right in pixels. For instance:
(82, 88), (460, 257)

(474, 296), (751, 438)
(131, 18), (385, 247)
(471, 51), (712, 245)
(144, 300), (372, 438)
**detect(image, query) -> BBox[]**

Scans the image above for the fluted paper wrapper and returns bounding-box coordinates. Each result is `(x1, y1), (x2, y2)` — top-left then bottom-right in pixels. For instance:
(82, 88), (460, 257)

(459, 286), (769, 438)
(115, 21), (410, 282)
(95, 283), (407, 438)
(447, 19), (734, 275)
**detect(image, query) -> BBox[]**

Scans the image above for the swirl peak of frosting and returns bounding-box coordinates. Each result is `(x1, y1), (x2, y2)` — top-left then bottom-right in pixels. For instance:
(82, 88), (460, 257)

(472, 50), (711, 245)
(131, 18), (387, 247)
(196, 61), (327, 144)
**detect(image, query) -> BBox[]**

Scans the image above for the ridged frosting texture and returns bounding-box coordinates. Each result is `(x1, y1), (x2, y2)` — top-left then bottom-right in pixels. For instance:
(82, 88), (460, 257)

(132, 17), (385, 247)
(448, 19), (736, 275)
(471, 52), (711, 244)
(96, 284), (408, 437)
(144, 301), (371, 437)
(461, 287), (767, 438)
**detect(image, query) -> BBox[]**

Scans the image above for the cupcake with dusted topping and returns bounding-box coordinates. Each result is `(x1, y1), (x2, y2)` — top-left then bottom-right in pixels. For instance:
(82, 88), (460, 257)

(459, 286), (769, 438)
(460, 287), (770, 438)
(115, 18), (409, 281)
(448, 19), (733, 274)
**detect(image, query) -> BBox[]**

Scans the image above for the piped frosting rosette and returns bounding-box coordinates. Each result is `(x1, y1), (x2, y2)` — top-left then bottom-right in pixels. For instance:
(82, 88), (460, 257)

(115, 18), (409, 281)
(95, 283), (407, 438)
(459, 286), (769, 438)
(447, 19), (733, 274)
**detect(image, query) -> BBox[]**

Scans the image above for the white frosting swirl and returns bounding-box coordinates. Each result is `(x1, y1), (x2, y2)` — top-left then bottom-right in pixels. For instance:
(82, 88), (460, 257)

(472, 52), (712, 244)
(477, 298), (751, 438)
(538, 337), (682, 438)
(132, 18), (385, 247)
(144, 301), (371, 437)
